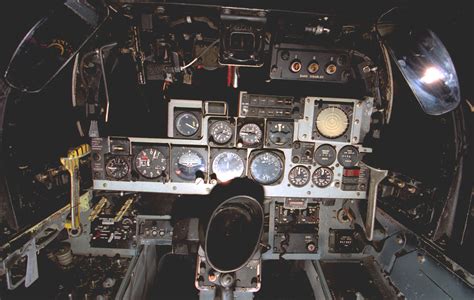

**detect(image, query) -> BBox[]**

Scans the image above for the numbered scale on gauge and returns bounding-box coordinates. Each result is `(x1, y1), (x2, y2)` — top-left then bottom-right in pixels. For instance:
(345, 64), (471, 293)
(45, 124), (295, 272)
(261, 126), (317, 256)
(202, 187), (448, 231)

(212, 152), (245, 182)
(209, 121), (233, 144)
(239, 123), (263, 146)
(134, 148), (167, 178)
(250, 152), (284, 185)
(312, 167), (333, 188)
(288, 166), (311, 187)
(105, 157), (129, 180)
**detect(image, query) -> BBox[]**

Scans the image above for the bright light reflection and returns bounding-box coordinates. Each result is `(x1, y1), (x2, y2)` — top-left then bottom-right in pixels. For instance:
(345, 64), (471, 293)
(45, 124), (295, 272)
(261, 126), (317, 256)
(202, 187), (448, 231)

(420, 67), (445, 84)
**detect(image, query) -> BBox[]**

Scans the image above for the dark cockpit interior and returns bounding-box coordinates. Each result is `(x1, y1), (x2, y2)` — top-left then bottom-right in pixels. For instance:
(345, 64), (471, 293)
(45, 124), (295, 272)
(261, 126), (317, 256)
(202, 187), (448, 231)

(0, 1), (472, 299)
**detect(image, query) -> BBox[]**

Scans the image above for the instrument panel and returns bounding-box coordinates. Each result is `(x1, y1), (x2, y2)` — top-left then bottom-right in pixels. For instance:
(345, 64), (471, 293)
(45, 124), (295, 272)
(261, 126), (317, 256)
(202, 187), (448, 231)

(92, 94), (373, 199)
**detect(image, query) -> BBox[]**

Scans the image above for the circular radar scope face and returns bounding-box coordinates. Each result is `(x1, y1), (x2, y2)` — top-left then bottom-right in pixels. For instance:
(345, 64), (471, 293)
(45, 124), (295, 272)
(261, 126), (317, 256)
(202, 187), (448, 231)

(316, 107), (349, 138)
(314, 144), (337, 166)
(288, 166), (311, 187)
(134, 148), (167, 178)
(209, 121), (233, 144)
(212, 152), (245, 182)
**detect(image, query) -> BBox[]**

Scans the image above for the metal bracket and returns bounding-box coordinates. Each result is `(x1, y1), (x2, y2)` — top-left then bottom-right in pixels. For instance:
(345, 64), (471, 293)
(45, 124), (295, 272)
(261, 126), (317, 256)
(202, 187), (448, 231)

(364, 165), (388, 241)
(0, 205), (70, 290)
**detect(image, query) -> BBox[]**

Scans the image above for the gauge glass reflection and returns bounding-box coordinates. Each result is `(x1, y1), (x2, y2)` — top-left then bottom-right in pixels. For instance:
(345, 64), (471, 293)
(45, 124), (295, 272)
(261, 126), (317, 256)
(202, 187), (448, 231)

(212, 152), (244, 182)
(174, 150), (205, 181)
(250, 152), (284, 185)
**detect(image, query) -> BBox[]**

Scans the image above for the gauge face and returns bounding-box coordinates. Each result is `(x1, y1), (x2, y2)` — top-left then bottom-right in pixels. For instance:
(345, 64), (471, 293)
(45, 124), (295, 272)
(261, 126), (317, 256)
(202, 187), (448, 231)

(250, 152), (284, 185)
(314, 144), (336, 166)
(239, 123), (263, 146)
(105, 157), (129, 180)
(134, 148), (167, 179)
(209, 121), (233, 144)
(337, 146), (360, 168)
(316, 107), (349, 138)
(312, 167), (333, 188)
(212, 152), (245, 182)
(175, 112), (200, 137)
(288, 166), (310, 187)
(174, 149), (205, 181)
(268, 122), (293, 146)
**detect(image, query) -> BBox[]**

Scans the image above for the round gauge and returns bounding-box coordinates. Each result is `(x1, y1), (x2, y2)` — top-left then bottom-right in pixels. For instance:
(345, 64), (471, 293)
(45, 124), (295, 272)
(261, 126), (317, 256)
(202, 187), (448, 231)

(174, 149), (206, 181)
(175, 112), (200, 137)
(134, 148), (167, 179)
(316, 107), (349, 138)
(314, 144), (337, 166)
(105, 157), (129, 180)
(239, 123), (263, 146)
(337, 145), (360, 168)
(212, 152), (245, 182)
(288, 166), (310, 187)
(312, 167), (333, 188)
(250, 152), (284, 185)
(268, 122), (293, 146)
(209, 121), (233, 144)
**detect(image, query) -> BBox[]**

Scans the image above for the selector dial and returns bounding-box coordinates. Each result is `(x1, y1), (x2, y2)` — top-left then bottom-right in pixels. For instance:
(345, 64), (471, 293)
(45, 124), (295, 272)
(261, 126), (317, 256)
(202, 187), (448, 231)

(315, 107), (349, 138)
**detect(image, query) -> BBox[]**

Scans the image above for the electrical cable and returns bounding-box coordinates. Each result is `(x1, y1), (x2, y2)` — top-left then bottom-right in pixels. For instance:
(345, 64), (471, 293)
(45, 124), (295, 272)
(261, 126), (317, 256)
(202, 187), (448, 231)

(180, 39), (219, 71)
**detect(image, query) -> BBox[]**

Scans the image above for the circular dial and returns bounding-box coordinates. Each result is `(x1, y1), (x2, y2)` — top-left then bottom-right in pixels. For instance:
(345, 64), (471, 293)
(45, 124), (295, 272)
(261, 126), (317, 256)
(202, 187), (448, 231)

(314, 144), (337, 166)
(209, 121), (233, 144)
(239, 123), (263, 146)
(212, 152), (245, 182)
(175, 112), (200, 137)
(268, 122), (293, 146)
(250, 152), (284, 185)
(105, 157), (129, 180)
(288, 166), (310, 187)
(316, 107), (349, 138)
(337, 145), (360, 168)
(134, 148), (167, 179)
(312, 167), (333, 188)
(174, 150), (205, 181)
